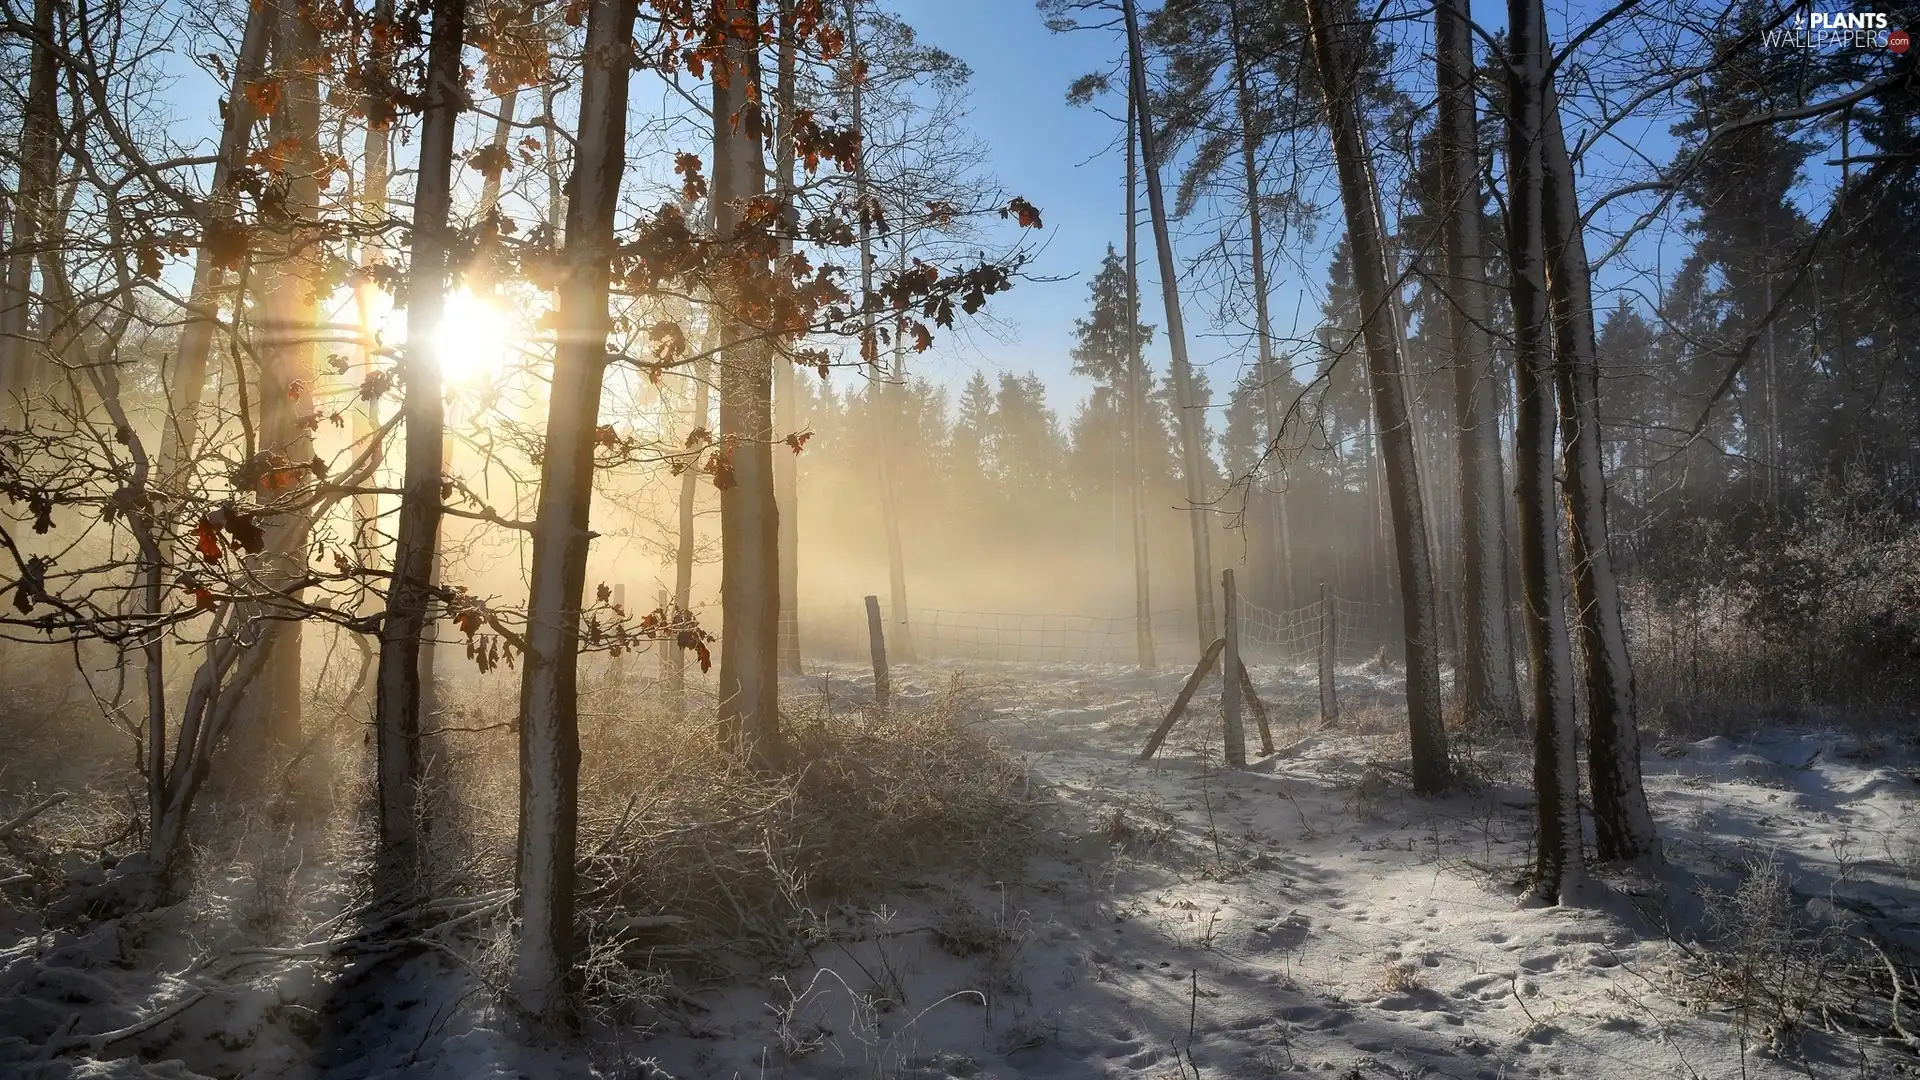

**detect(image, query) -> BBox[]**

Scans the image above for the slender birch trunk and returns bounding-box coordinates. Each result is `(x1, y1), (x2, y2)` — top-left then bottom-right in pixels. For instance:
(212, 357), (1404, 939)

(1540, 83), (1660, 865)
(1503, 0), (1585, 902)
(373, 0), (465, 881)
(773, 0), (803, 674)
(235, 0), (325, 755)
(1434, 0), (1521, 729)
(1125, 78), (1154, 670)
(1123, 0), (1215, 648)
(671, 350), (710, 719)
(1303, 0), (1449, 793)
(513, 0), (638, 1025)
(713, 0), (781, 766)
(1226, 4), (1293, 613)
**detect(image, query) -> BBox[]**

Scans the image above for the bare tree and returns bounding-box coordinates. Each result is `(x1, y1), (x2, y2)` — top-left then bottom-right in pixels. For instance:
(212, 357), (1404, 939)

(373, 0), (465, 882)
(231, 0), (326, 756)
(1125, 77), (1155, 669)
(1540, 84), (1660, 866)
(712, 0), (782, 766)
(1503, 0), (1585, 902)
(773, 0), (803, 675)
(1123, 0), (1216, 647)
(1433, 0), (1521, 730)
(0, 0), (58, 423)
(513, 0), (639, 1025)
(1302, 0), (1450, 794)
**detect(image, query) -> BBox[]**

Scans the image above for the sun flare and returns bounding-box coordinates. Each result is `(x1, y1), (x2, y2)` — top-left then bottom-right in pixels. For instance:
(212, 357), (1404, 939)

(433, 289), (514, 385)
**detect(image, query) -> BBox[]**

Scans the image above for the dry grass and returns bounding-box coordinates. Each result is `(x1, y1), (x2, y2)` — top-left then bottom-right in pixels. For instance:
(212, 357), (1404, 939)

(1672, 852), (1920, 1058)
(420, 665), (1032, 1020)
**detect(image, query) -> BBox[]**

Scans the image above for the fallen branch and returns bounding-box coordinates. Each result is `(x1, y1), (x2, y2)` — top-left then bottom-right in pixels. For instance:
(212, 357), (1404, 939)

(0, 793), (69, 841)
(48, 989), (212, 1058)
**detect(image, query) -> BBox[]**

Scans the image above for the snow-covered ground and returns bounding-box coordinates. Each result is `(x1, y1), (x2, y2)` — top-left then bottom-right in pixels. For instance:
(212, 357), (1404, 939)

(3, 659), (1917, 1079)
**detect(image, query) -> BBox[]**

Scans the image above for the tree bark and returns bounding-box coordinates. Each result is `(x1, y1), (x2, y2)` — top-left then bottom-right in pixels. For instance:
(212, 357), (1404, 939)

(373, 0), (464, 883)
(1540, 84), (1660, 865)
(1503, 0), (1585, 903)
(234, 0), (325, 756)
(513, 0), (638, 1026)
(671, 352), (709, 721)
(1123, 0), (1215, 649)
(773, 0), (803, 675)
(1303, 0), (1450, 794)
(1434, 0), (1521, 729)
(1124, 77), (1155, 670)
(713, 0), (781, 767)
(0, 0), (59, 424)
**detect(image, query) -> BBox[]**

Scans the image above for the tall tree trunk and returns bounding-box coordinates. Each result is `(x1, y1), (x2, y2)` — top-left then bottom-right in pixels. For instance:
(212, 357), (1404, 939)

(671, 351), (711, 718)
(373, 0), (464, 883)
(158, 0), (272, 480)
(346, 0), (395, 719)
(773, 0), (803, 675)
(513, 0), (638, 1025)
(1125, 77), (1154, 670)
(0, 0), (59, 424)
(1303, 0), (1449, 793)
(1540, 84), (1660, 865)
(713, 0), (781, 766)
(1434, 0), (1521, 729)
(236, 0), (325, 756)
(1123, 0), (1215, 648)
(1503, 0), (1585, 903)
(1226, 3), (1292, 614)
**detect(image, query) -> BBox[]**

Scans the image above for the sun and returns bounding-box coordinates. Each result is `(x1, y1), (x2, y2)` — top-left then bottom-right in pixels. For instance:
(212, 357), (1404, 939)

(433, 289), (513, 386)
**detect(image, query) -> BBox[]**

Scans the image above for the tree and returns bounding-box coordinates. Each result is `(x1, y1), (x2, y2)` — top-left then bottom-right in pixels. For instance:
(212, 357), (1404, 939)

(1541, 69), (1660, 866)
(513, 0), (641, 1025)
(372, 0), (465, 882)
(1434, 0), (1521, 730)
(1122, 0), (1216, 648)
(1503, 0), (1585, 903)
(773, 0), (803, 675)
(712, 0), (782, 767)
(232, 0), (327, 758)
(1302, 0), (1450, 793)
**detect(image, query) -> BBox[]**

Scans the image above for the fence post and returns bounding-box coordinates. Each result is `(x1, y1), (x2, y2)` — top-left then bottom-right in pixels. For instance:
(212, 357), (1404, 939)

(1222, 570), (1246, 766)
(865, 594), (890, 714)
(1319, 582), (1340, 726)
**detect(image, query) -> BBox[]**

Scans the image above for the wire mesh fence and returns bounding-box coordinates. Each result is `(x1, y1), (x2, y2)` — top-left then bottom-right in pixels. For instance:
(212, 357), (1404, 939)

(800, 590), (1393, 668)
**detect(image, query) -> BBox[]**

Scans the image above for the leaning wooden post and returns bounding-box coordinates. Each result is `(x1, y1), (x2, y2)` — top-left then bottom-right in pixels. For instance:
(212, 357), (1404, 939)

(1221, 569), (1246, 766)
(865, 594), (890, 714)
(1140, 637), (1225, 760)
(1319, 582), (1340, 726)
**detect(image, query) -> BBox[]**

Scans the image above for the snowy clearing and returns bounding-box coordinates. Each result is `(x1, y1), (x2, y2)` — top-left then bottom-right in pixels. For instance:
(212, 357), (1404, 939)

(3, 659), (1917, 1080)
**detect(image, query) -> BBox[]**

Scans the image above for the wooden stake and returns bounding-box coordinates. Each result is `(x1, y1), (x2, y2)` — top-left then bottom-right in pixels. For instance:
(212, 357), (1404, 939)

(1141, 637), (1225, 760)
(1221, 569), (1246, 766)
(1238, 658), (1274, 755)
(865, 594), (890, 714)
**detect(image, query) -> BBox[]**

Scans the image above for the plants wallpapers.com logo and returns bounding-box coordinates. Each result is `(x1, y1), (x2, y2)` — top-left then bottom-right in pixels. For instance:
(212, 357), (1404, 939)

(1763, 11), (1911, 52)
